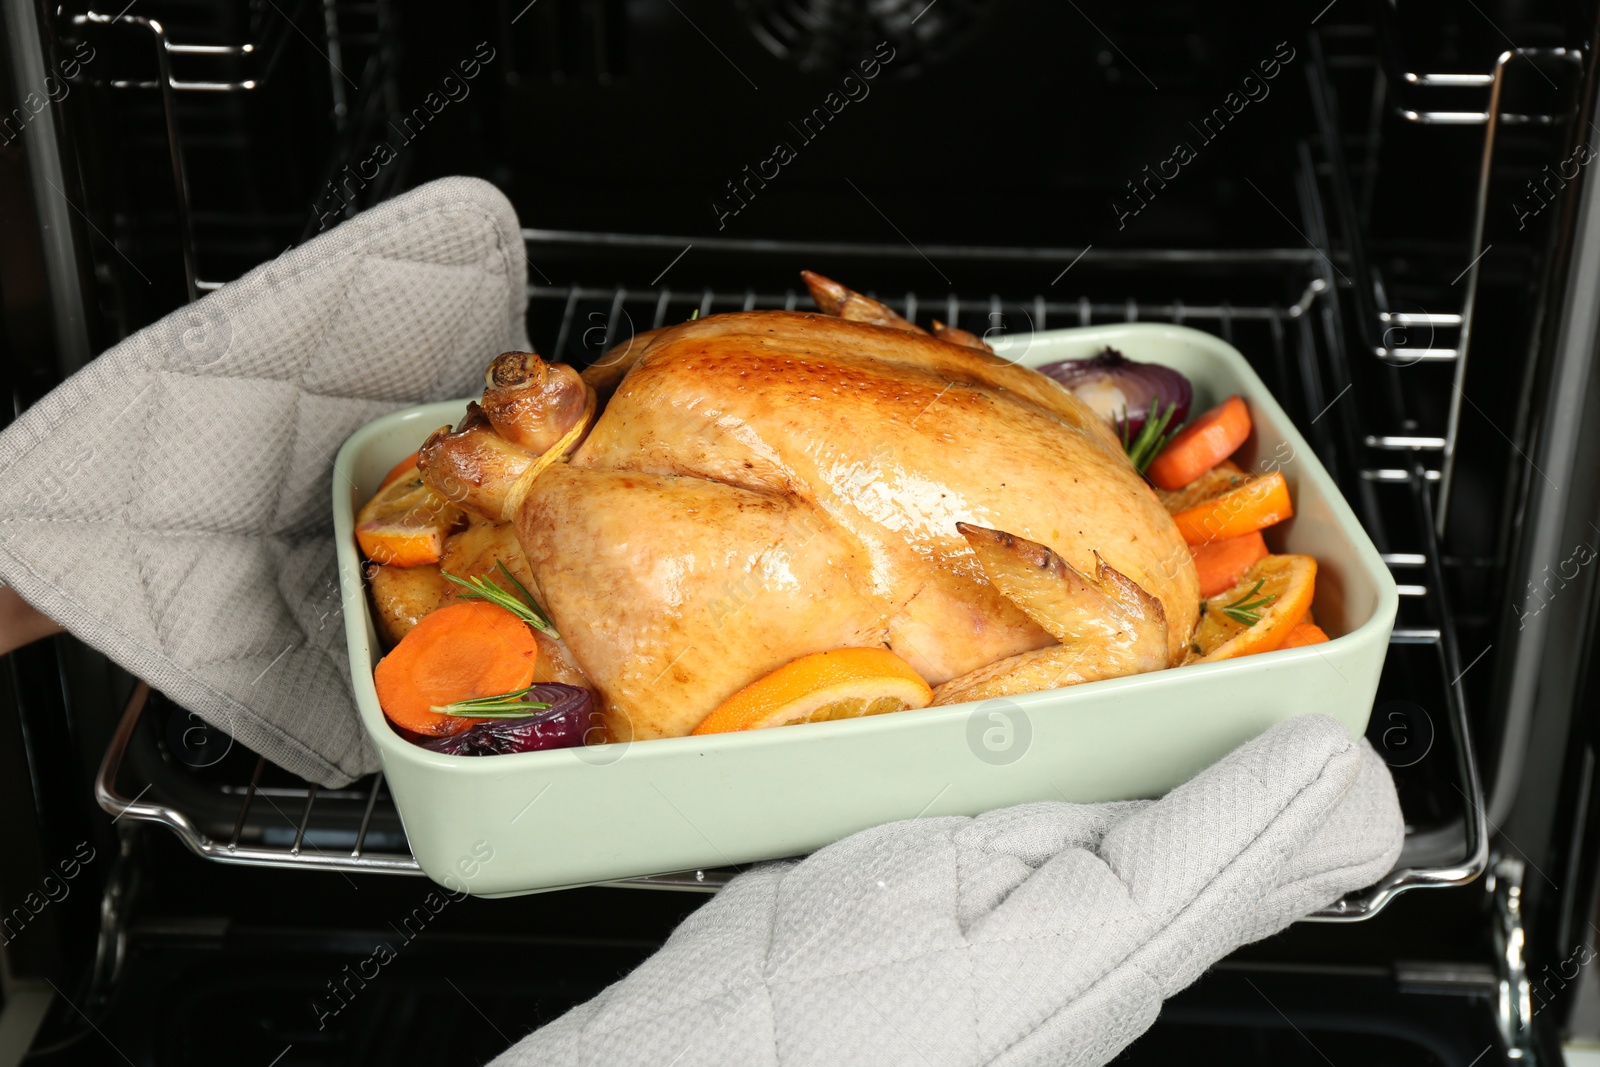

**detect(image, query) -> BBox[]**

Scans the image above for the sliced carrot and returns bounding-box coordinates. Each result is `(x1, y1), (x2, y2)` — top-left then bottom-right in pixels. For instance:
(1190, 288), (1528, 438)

(1191, 530), (1269, 598)
(379, 451), (422, 490)
(373, 601), (538, 736)
(1148, 395), (1252, 490)
(1282, 620), (1330, 648)
(1171, 470), (1293, 545)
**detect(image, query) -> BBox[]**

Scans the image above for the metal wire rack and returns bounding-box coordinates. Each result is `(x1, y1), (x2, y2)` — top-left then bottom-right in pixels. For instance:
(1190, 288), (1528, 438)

(94, 212), (1489, 916)
(1315, 20), (1587, 533)
(69, 0), (398, 301)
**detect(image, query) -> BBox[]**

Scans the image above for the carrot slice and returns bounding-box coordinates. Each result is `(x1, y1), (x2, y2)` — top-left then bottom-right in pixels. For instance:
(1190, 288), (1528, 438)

(1191, 530), (1269, 598)
(1171, 471), (1293, 545)
(379, 451), (422, 490)
(1148, 396), (1252, 490)
(373, 601), (538, 736)
(1282, 620), (1330, 648)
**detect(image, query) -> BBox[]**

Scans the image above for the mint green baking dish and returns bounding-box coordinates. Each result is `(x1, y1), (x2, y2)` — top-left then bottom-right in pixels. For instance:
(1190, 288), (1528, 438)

(333, 322), (1398, 896)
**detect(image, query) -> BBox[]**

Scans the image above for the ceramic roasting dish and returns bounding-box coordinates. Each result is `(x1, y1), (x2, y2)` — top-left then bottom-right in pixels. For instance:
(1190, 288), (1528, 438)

(333, 322), (1397, 896)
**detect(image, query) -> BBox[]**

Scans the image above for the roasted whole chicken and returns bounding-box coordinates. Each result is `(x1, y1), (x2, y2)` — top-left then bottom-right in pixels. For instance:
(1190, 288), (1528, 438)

(409, 274), (1200, 740)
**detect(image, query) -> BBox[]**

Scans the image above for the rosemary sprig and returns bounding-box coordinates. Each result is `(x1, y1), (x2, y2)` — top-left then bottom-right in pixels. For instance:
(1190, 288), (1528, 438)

(444, 561), (559, 638)
(1220, 578), (1277, 626)
(1118, 398), (1182, 475)
(431, 685), (554, 718)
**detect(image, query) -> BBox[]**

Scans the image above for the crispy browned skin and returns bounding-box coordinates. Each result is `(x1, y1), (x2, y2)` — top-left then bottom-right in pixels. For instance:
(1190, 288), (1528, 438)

(367, 563), (447, 647)
(418, 404), (535, 522)
(515, 311), (1197, 738)
(481, 352), (592, 454)
(581, 328), (671, 400)
(418, 277), (1200, 740)
(931, 319), (993, 353)
(931, 525), (1168, 705)
(801, 270), (924, 333)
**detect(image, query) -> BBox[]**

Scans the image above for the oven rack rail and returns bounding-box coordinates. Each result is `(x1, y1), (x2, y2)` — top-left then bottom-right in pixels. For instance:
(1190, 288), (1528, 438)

(61, 5), (1583, 540)
(75, 0), (384, 94)
(1315, 23), (1586, 533)
(93, 257), (1488, 919)
(68, 0), (397, 303)
(94, 683), (747, 893)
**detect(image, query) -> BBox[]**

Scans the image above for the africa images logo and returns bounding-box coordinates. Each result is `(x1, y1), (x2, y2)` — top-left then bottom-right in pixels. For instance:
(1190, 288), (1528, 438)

(711, 42), (897, 230)
(313, 42), (497, 230)
(966, 700), (1032, 766)
(1111, 42), (1297, 230)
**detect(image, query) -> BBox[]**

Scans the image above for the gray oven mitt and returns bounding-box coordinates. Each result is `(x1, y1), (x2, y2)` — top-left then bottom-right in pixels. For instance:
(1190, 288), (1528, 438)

(0, 177), (529, 786)
(489, 714), (1404, 1067)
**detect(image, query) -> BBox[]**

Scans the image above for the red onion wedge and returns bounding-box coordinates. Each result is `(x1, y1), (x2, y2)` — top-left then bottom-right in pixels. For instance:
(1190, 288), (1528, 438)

(419, 683), (595, 756)
(1037, 348), (1193, 436)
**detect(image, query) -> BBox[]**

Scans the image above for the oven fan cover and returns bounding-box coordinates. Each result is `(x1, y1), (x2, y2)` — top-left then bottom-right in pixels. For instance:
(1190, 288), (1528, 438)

(738, 0), (992, 75)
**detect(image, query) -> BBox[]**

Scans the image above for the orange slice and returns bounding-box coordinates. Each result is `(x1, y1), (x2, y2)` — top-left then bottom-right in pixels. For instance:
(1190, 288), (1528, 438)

(355, 466), (463, 567)
(1155, 460), (1246, 513)
(1171, 470), (1293, 545)
(1282, 619), (1330, 648)
(379, 451), (422, 490)
(1185, 554), (1317, 663)
(691, 648), (933, 736)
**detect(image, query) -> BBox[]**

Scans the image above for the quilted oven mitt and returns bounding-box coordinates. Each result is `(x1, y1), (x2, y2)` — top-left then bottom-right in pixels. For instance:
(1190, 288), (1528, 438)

(488, 714), (1404, 1067)
(0, 177), (529, 787)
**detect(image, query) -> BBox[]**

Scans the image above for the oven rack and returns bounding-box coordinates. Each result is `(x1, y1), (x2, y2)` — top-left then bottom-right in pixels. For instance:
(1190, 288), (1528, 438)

(93, 232), (1488, 919)
(66, 5), (1577, 540)
(75, 9), (272, 94)
(1314, 22), (1587, 533)
(95, 683), (751, 893)
(67, 0), (399, 304)
(75, 0), (390, 94)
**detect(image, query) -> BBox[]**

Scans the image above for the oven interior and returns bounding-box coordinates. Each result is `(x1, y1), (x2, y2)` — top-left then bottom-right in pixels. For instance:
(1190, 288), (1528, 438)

(4, 0), (1600, 1063)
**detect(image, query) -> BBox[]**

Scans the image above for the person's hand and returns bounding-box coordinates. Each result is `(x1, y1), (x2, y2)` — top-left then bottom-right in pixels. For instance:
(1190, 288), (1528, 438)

(0, 586), (64, 656)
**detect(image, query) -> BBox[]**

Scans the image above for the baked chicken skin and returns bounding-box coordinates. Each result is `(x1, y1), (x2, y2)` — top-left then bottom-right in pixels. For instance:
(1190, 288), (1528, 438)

(418, 275), (1200, 741)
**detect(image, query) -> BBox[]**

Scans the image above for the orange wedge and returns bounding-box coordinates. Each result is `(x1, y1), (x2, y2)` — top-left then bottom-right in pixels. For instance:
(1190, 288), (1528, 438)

(379, 451), (422, 490)
(1156, 460), (1246, 513)
(1185, 554), (1317, 663)
(691, 648), (933, 736)
(1171, 470), (1293, 545)
(1282, 620), (1331, 648)
(355, 467), (463, 568)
